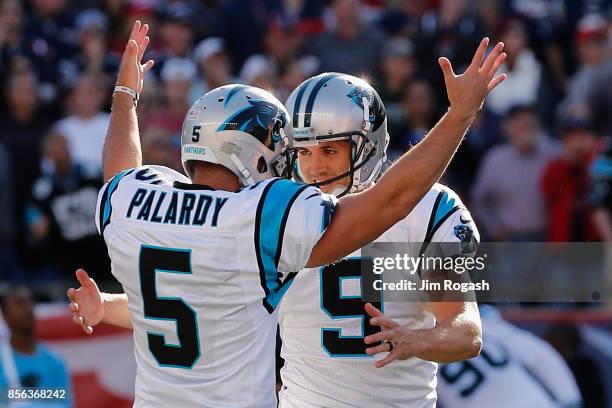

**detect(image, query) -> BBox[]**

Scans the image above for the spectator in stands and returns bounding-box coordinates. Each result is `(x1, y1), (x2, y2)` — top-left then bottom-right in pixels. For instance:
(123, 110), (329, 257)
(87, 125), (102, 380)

(27, 131), (110, 283)
(486, 20), (542, 118)
(54, 72), (109, 176)
(0, 73), (49, 268)
(25, 0), (77, 100)
(379, 37), (417, 144)
(561, 14), (612, 136)
(399, 0), (484, 106)
(154, 1), (195, 77)
(590, 139), (612, 241)
(0, 286), (72, 407)
(541, 116), (599, 242)
(309, 0), (384, 75)
(106, 0), (157, 55)
(147, 57), (195, 137)
(388, 79), (437, 156)
(136, 74), (163, 130)
(561, 14), (608, 110)
(263, 19), (300, 71)
(0, 0), (25, 79)
(59, 9), (120, 84)
(275, 56), (319, 102)
(240, 54), (274, 90)
(472, 105), (560, 241)
(218, 0), (284, 75)
(0, 142), (15, 281)
(141, 127), (177, 170)
(190, 37), (234, 103)
(378, 37), (416, 105)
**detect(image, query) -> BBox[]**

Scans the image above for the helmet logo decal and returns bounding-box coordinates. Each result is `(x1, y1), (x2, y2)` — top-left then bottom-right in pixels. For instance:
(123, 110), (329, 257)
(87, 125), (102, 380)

(217, 99), (287, 148)
(347, 85), (386, 131)
(224, 84), (249, 107)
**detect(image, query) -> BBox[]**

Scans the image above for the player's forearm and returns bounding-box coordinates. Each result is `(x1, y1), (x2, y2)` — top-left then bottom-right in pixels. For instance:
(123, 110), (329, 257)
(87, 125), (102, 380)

(101, 293), (133, 330)
(376, 108), (472, 219)
(103, 92), (142, 182)
(415, 310), (482, 363)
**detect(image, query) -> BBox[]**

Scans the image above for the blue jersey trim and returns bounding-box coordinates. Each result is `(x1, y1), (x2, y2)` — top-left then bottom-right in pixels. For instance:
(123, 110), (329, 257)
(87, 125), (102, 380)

(254, 179), (308, 313)
(99, 168), (134, 234)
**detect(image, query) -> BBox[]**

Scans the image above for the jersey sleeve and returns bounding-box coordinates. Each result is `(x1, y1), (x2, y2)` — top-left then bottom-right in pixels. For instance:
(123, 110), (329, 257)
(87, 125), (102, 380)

(430, 206), (480, 257)
(278, 185), (336, 273)
(425, 187), (480, 257)
(95, 165), (189, 235)
(253, 179), (336, 312)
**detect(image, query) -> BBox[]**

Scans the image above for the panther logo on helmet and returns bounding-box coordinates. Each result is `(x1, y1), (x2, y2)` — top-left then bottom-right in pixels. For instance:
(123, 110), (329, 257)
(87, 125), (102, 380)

(347, 86), (386, 132)
(217, 99), (288, 149)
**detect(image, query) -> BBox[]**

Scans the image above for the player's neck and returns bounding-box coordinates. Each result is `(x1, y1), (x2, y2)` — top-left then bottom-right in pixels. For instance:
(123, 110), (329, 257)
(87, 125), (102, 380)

(192, 163), (241, 192)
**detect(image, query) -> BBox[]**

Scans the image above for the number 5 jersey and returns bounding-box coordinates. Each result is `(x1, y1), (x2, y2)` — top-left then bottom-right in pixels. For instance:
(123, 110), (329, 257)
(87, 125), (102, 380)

(95, 165), (334, 408)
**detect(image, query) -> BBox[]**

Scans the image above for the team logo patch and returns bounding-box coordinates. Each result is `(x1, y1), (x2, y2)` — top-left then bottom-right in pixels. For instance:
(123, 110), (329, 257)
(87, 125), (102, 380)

(453, 224), (478, 254)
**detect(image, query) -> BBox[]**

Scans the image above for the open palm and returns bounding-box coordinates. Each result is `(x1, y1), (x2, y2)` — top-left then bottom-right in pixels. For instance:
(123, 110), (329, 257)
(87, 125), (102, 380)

(116, 20), (155, 93)
(67, 269), (104, 334)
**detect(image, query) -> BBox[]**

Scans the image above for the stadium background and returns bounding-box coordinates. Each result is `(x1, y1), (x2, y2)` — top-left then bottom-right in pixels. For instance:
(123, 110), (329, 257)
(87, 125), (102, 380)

(0, 0), (611, 406)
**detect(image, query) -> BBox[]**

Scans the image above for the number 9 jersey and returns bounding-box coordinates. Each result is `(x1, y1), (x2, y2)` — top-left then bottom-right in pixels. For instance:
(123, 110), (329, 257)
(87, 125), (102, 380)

(278, 183), (479, 408)
(95, 165), (335, 408)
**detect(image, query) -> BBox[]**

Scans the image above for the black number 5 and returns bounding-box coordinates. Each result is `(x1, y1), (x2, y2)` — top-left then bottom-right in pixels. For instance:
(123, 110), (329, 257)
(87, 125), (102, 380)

(139, 245), (201, 369)
(192, 125), (201, 142)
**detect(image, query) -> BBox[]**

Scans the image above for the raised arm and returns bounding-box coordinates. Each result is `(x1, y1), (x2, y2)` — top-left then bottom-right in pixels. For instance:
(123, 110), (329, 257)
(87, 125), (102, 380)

(307, 38), (506, 267)
(103, 20), (154, 182)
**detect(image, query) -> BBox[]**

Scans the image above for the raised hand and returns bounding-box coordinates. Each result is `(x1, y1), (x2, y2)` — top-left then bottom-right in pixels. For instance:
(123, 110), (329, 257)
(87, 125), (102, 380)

(116, 20), (155, 93)
(363, 303), (427, 368)
(67, 269), (104, 335)
(438, 38), (507, 121)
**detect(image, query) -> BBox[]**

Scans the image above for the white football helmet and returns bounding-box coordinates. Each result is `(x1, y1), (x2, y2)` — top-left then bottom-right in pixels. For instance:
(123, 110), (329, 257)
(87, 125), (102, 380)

(181, 84), (293, 185)
(285, 72), (389, 196)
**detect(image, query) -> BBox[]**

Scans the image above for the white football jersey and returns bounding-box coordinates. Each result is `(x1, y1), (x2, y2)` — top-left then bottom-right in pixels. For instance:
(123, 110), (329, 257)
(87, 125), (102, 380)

(437, 306), (582, 408)
(95, 165), (334, 408)
(278, 183), (479, 408)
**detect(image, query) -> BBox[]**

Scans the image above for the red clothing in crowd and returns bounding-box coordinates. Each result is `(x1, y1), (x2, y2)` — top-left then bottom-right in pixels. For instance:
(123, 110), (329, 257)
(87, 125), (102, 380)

(541, 158), (600, 241)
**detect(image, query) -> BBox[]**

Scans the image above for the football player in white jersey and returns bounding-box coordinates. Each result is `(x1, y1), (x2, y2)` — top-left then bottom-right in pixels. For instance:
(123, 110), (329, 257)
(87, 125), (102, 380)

(67, 21), (507, 407)
(276, 73), (482, 408)
(437, 305), (582, 408)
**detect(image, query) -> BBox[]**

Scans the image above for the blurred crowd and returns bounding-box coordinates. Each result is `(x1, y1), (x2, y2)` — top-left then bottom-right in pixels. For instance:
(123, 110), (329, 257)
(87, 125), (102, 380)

(0, 0), (611, 289)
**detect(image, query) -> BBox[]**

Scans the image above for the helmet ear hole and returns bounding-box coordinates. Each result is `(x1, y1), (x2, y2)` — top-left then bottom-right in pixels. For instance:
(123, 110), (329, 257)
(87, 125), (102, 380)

(257, 156), (268, 173)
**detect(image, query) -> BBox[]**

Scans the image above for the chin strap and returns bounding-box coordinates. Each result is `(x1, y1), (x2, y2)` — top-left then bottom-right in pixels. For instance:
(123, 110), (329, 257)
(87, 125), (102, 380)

(362, 96), (372, 133)
(309, 138), (376, 197)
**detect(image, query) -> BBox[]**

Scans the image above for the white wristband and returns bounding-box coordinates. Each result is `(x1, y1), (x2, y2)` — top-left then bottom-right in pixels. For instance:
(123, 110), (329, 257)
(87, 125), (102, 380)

(114, 85), (139, 107)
